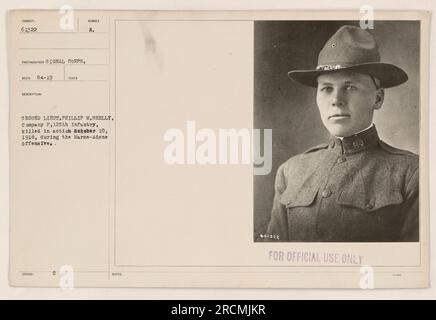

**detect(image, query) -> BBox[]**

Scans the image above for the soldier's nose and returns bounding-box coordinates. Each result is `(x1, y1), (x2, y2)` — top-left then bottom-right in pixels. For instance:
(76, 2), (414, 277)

(332, 99), (345, 107)
(331, 89), (345, 107)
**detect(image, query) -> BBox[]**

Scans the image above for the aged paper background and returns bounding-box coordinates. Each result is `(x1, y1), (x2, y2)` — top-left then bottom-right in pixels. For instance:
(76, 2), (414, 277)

(1, 0), (435, 298)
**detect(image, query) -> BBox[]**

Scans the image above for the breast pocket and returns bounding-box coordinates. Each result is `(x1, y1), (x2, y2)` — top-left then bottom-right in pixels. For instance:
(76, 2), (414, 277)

(336, 177), (404, 212)
(278, 181), (319, 241)
(278, 183), (318, 209)
(335, 177), (405, 241)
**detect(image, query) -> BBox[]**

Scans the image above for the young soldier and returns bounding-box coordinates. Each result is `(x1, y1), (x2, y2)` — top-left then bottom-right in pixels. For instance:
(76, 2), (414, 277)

(265, 25), (419, 242)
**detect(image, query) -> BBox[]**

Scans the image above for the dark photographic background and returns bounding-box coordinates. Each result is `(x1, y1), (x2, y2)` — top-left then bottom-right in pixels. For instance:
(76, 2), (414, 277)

(253, 21), (420, 240)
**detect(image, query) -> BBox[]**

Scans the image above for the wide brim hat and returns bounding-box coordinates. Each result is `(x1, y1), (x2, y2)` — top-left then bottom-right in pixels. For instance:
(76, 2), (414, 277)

(288, 25), (408, 88)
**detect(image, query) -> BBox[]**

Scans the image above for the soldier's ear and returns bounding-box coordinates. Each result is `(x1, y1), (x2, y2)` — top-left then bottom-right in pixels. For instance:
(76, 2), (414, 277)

(374, 88), (384, 110)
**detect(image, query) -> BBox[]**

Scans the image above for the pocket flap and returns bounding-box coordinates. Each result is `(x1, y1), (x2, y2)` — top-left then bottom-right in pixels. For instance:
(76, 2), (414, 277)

(337, 188), (403, 212)
(279, 184), (318, 208)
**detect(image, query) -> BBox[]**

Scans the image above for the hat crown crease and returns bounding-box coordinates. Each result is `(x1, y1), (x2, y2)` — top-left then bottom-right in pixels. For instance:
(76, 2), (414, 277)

(317, 26), (380, 66)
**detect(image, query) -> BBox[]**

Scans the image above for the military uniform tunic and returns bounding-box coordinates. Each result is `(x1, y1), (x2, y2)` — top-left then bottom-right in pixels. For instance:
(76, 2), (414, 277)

(265, 125), (419, 242)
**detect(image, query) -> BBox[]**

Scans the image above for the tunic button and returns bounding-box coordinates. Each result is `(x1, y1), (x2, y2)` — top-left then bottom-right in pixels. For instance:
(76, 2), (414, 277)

(321, 189), (332, 198)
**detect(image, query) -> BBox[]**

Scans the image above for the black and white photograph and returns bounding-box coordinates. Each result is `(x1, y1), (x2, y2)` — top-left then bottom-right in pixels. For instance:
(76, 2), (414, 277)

(254, 21), (420, 242)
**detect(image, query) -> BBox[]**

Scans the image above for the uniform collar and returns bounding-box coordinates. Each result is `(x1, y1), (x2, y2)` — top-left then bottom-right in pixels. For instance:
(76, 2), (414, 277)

(329, 124), (380, 155)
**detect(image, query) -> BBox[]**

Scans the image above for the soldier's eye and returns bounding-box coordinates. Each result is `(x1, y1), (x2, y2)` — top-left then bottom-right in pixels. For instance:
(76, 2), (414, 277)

(320, 86), (333, 93)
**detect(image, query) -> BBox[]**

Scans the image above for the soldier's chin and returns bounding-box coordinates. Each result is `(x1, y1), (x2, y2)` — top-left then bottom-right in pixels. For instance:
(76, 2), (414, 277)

(326, 124), (354, 137)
